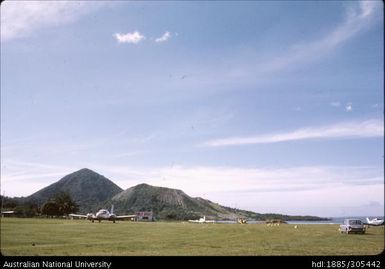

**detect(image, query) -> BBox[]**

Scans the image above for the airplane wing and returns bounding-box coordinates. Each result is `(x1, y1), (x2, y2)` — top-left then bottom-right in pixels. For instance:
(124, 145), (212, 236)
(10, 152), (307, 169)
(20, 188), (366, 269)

(116, 215), (137, 219)
(188, 220), (199, 223)
(205, 220), (216, 223)
(365, 218), (385, 226)
(365, 222), (384, 226)
(1, 211), (15, 214)
(69, 214), (88, 218)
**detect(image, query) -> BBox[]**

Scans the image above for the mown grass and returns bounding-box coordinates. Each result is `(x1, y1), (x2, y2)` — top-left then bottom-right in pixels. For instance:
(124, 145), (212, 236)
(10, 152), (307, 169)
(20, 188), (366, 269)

(1, 218), (383, 256)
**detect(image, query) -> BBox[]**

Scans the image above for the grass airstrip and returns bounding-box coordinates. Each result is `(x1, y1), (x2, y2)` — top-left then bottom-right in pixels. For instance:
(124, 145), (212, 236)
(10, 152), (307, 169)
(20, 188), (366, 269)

(1, 218), (383, 256)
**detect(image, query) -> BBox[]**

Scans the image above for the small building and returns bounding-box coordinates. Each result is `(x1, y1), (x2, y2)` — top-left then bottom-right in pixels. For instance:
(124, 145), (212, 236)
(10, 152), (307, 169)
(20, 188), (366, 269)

(136, 211), (154, 221)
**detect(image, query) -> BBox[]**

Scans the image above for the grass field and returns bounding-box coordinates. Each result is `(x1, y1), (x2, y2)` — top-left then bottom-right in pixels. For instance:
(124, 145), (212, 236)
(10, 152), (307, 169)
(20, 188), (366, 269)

(1, 218), (383, 256)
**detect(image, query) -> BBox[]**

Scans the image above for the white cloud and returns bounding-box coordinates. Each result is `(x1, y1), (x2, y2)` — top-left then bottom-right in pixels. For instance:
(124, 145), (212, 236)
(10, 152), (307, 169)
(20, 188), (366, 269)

(1, 1), (105, 42)
(143, 165), (382, 194)
(170, 1), (381, 91)
(0, 160), (76, 196)
(155, 31), (171, 43)
(202, 119), (383, 147)
(257, 1), (380, 73)
(4, 161), (381, 198)
(97, 164), (385, 216)
(345, 103), (353, 112)
(114, 31), (145, 44)
(2, 161), (383, 216)
(208, 183), (383, 217)
(330, 101), (341, 107)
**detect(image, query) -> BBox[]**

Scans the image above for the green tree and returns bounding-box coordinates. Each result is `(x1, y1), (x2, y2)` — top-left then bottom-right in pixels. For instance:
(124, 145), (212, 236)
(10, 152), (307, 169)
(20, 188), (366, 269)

(41, 192), (79, 217)
(0, 195), (19, 209)
(41, 200), (60, 216)
(54, 192), (79, 215)
(13, 202), (39, 217)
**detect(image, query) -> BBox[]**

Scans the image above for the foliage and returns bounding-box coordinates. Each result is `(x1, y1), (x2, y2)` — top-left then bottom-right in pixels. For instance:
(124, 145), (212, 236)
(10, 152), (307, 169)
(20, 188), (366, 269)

(54, 192), (79, 215)
(1, 195), (39, 217)
(41, 201), (60, 216)
(14, 203), (39, 217)
(0, 195), (20, 209)
(109, 183), (329, 221)
(27, 168), (122, 213)
(3, 169), (329, 221)
(41, 192), (79, 216)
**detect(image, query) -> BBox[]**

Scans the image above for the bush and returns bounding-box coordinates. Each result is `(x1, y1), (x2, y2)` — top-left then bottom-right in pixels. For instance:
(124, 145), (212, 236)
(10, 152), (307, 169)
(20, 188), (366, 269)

(41, 192), (79, 217)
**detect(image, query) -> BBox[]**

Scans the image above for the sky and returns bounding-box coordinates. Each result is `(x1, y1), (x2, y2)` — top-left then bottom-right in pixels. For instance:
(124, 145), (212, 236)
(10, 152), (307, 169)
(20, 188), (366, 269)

(1, 1), (383, 217)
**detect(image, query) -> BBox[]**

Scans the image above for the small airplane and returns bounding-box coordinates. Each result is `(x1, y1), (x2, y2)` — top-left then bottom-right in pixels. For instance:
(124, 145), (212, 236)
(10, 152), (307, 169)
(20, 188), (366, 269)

(366, 217), (384, 226)
(1, 210), (15, 214)
(188, 216), (215, 224)
(1, 210), (15, 216)
(69, 205), (136, 223)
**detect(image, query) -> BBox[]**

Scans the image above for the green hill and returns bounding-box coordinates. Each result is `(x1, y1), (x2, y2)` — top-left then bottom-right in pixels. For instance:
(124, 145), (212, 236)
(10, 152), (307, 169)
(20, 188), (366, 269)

(14, 168), (329, 221)
(109, 183), (261, 220)
(27, 168), (123, 212)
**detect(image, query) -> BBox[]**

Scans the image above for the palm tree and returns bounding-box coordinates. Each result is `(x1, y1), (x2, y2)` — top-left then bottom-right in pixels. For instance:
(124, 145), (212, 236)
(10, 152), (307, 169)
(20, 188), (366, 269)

(54, 192), (79, 215)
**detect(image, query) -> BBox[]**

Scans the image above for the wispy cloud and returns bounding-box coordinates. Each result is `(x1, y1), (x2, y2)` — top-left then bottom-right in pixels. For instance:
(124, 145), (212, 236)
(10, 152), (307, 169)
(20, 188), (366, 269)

(345, 103), (353, 112)
(114, 31), (145, 44)
(79, 163), (385, 216)
(168, 1), (381, 93)
(1, 160), (75, 182)
(330, 101), (341, 107)
(202, 119), (383, 147)
(256, 1), (379, 73)
(155, 31), (171, 43)
(55, 164), (377, 200)
(0, 159), (76, 196)
(2, 161), (382, 216)
(148, 165), (383, 194)
(10, 163), (374, 197)
(1, 1), (105, 42)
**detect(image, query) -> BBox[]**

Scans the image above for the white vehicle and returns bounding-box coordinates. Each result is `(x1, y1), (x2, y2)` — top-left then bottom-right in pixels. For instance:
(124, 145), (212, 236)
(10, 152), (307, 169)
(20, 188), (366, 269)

(1, 211), (14, 214)
(188, 216), (215, 224)
(1, 210), (15, 217)
(366, 217), (384, 226)
(339, 219), (365, 234)
(69, 205), (136, 223)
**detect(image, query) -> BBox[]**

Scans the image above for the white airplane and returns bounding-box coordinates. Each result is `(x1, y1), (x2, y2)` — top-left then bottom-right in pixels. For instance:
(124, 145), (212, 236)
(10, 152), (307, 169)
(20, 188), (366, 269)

(69, 205), (136, 223)
(1, 210), (15, 216)
(188, 216), (215, 224)
(1, 210), (14, 214)
(366, 217), (384, 226)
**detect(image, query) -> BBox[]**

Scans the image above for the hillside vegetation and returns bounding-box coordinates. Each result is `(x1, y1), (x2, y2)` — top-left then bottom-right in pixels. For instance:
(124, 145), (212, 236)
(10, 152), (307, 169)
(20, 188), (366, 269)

(3, 168), (329, 221)
(27, 168), (122, 212)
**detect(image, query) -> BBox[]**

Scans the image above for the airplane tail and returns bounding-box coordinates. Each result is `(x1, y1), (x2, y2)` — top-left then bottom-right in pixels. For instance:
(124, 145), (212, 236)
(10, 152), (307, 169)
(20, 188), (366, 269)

(111, 205), (114, 215)
(366, 217), (371, 223)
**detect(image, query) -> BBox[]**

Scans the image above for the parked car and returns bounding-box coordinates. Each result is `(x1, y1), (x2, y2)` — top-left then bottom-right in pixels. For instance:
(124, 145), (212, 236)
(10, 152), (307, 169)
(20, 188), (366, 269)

(340, 219), (366, 234)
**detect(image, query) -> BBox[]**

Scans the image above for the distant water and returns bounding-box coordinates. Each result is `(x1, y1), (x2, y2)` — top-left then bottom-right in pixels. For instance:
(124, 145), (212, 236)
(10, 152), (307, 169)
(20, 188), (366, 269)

(286, 219), (338, 225)
(284, 216), (384, 225)
(216, 216), (384, 225)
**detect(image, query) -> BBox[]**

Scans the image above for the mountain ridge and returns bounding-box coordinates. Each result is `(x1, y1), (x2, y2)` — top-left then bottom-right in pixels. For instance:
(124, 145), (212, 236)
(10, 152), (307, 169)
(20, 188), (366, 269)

(27, 168), (123, 213)
(18, 168), (329, 221)
(108, 183), (247, 220)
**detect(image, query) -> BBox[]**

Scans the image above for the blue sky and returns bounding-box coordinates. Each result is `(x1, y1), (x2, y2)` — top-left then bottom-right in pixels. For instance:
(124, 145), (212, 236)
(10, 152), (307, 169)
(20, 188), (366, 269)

(1, 1), (383, 217)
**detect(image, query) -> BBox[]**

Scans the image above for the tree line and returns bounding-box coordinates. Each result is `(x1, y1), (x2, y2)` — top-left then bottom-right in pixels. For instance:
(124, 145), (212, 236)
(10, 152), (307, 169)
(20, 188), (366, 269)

(1, 192), (79, 217)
